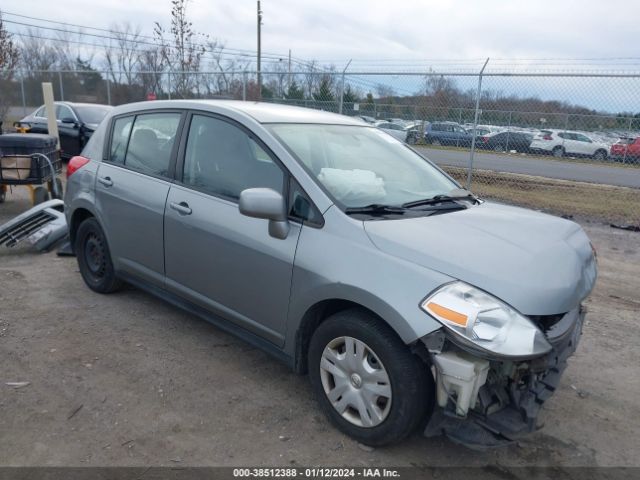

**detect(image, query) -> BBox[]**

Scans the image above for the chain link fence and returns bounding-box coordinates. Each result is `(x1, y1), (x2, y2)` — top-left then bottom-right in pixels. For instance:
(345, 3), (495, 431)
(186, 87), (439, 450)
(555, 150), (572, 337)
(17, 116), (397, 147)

(2, 67), (639, 225)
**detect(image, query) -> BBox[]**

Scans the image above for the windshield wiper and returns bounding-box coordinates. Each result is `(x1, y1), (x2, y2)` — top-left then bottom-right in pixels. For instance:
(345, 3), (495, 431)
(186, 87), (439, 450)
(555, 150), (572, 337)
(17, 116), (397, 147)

(344, 204), (407, 216)
(401, 188), (478, 209)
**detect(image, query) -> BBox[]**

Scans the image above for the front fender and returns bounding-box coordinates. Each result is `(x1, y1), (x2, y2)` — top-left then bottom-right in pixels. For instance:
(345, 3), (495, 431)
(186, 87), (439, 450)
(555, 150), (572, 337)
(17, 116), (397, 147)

(284, 207), (452, 357)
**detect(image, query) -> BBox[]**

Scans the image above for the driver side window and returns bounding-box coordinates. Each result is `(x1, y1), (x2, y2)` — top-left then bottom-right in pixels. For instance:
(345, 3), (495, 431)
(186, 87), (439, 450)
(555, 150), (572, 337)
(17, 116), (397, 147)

(182, 114), (285, 201)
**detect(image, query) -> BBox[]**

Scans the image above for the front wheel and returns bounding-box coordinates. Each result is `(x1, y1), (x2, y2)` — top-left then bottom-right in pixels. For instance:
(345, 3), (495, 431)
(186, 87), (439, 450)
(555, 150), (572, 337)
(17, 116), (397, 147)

(75, 217), (122, 293)
(308, 309), (433, 446)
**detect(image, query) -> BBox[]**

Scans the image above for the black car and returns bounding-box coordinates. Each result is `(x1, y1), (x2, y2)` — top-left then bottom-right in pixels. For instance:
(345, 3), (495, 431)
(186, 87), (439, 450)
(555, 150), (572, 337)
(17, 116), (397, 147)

(16, 102), (113, 159)
(477, 131), (533, 153)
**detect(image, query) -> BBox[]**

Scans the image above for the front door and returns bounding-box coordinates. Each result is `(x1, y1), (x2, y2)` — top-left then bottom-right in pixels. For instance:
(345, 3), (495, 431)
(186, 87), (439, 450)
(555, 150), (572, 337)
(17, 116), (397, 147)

(95, 110), (183, 287)
(164, 113), (300, 346)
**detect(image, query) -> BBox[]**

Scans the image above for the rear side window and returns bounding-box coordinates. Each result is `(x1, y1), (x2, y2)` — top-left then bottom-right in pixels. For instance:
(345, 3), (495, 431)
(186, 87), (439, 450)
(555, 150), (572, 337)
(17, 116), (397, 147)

(110, 116), (134, 164)
(56, 105), (74, 121)
(109, 112), (181, 177)
(182, 114), (285, 201)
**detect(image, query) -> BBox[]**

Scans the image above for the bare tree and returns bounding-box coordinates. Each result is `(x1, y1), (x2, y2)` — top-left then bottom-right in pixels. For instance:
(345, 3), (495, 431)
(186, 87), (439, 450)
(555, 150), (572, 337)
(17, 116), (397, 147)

(302, 60), (319, 99)
(104, 22), (142, 86)
(0, 10), (20, 129)
(154, 0), (206, 98)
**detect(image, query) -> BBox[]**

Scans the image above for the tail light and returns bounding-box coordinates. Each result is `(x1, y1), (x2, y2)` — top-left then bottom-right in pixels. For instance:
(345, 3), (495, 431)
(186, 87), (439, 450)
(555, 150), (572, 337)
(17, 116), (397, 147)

(67, 155), (90, 178)
(542, 135), (553, 140)
(481, 136), (489, 143)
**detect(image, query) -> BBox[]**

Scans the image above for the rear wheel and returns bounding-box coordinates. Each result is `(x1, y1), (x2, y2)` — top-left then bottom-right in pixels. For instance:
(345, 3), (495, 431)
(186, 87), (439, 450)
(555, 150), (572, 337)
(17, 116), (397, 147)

(593, 149), (607, 161)
(431, 138), (441, 146)
(308, 309), (433, 446)
(552, 146), (565, 158)
(75, 217), (122, 293)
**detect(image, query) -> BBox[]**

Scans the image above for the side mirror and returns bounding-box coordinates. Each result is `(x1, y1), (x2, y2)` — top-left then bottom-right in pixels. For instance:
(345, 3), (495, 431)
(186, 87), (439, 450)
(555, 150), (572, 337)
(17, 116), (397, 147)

(61, 117), (78, 126)
(239, 188), (290, 240)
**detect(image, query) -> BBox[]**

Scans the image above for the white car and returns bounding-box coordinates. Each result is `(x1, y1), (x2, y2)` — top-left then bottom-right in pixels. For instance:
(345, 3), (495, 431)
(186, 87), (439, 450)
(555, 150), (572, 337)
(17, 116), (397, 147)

(375, 121), (409, 142)
(529, 130), (609, 160)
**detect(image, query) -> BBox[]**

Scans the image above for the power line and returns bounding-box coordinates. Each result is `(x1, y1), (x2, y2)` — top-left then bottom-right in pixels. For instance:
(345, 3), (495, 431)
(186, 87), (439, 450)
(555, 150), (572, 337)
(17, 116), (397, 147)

(1, 10), (291, 60)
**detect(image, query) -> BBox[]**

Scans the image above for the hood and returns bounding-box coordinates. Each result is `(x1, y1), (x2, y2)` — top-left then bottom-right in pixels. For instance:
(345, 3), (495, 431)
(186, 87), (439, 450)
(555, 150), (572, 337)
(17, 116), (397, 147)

(364, 202), (597, 315)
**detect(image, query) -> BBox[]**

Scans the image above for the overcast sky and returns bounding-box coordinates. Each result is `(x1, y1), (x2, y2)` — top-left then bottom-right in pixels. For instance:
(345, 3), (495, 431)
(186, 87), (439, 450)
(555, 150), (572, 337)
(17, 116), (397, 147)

(4, 0), (640, 112)
(5, 0), (640, 68)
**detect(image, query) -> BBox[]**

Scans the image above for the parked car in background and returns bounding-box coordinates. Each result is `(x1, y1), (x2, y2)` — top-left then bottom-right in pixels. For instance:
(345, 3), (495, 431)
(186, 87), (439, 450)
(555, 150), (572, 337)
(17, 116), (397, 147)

(374, 121), (410, 142)
(529, 130), (609, 160)
(16, 102), (113, 159)
(610, 137), (640, 163)
(423, 121), (473, 146)
(357, 115), (376, 124)
(65, 100), (596, 448)
(478, 131), (533, 153)
(466, 126), (492, 137)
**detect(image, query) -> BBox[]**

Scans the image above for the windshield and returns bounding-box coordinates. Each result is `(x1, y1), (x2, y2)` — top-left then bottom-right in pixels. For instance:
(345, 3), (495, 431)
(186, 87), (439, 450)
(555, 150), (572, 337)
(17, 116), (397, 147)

(74, 105), (112, 125)
(268, 124), (458, 209)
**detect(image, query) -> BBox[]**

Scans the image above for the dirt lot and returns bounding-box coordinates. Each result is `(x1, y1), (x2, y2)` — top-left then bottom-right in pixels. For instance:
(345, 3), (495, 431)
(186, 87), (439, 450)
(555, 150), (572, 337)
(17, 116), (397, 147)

(1, 186), (639, 468)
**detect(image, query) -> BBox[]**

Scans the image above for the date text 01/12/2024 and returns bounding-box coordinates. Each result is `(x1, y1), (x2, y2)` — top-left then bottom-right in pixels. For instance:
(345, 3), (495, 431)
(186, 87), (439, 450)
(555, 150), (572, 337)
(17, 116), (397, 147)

(232, 468), (401, 478)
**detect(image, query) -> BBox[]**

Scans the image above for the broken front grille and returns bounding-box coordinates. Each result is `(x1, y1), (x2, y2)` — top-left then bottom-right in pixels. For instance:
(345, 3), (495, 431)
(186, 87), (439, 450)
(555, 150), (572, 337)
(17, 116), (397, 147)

(0, 210), (57, 247)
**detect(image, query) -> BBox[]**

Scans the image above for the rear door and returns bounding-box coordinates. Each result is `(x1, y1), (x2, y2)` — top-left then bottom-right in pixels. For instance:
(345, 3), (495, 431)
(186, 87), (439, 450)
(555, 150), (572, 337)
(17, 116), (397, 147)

(164, 112), (301, 345)
(574, 133), (596, 155)
(95, 110), (184, 287)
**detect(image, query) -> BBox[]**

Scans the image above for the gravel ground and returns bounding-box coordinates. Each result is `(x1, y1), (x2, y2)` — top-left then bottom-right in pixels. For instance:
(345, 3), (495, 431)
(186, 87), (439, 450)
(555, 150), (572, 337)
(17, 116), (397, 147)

(1, 186), (639, 468)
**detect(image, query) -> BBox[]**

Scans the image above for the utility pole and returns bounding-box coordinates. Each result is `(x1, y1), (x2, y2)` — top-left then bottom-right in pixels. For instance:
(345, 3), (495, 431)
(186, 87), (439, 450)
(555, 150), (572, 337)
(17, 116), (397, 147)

(257, 1), (263, 101)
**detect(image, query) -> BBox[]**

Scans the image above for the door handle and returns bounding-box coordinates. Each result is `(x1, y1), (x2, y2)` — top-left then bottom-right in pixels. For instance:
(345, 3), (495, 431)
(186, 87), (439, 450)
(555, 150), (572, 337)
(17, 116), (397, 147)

(98, 176), (113, 187)
(170, 201), (192, 215)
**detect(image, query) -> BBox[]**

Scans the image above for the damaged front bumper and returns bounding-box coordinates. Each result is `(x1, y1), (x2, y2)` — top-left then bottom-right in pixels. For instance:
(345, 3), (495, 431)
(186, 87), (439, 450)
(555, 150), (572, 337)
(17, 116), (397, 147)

(423, 306), (585, 449)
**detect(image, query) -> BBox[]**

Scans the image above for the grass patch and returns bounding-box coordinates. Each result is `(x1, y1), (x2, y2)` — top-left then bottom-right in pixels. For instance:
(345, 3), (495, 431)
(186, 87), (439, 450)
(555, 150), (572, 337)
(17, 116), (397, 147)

(443, 166), (640, 225)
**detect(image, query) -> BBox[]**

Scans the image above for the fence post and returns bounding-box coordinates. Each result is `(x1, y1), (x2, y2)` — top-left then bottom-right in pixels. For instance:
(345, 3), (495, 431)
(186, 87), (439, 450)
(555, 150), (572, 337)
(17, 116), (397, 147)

(167, 70), (172, 100)
(505, 110), (512, 151)
(623, 116), (633, 164)
(58, 71), (64, 101)
(467, 57), (489, 190)
(456, 108), (462, 147)
(242, 71), (247, 101)
(339, 59), (352, 115)
(20, 76), (26, 116)
(106, 77), (112, 105)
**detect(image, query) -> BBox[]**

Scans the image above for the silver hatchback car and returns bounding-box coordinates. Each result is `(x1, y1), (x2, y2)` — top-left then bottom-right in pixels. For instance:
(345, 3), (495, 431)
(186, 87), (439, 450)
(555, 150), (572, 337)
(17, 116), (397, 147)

(65, 100), (597, 448)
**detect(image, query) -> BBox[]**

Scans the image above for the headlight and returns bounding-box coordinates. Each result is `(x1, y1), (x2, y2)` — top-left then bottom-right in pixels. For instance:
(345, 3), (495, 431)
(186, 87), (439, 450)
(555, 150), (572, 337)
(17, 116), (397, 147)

(421, 282), (552, 359)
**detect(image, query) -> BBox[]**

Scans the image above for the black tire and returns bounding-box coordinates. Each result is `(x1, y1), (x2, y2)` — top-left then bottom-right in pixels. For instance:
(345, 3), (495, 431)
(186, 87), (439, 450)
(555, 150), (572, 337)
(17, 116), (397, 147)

(552, 146), (565, 158)
(75, 217), (122, 293)
(431, 138), (441, 146)
(33, 186), (50, 205)
(0, 188), (5, 204)
(593, 149), (607, 161)
(308, 309), (434, 446)
(48, 177), (64, 199)
(406, 134), (416, 145)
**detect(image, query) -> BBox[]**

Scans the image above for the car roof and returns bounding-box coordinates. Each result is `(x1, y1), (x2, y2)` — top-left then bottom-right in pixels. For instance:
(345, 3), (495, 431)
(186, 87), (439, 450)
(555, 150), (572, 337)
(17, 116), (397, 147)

(110, 100), (364, 125)
(45, 101), (112, 108)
